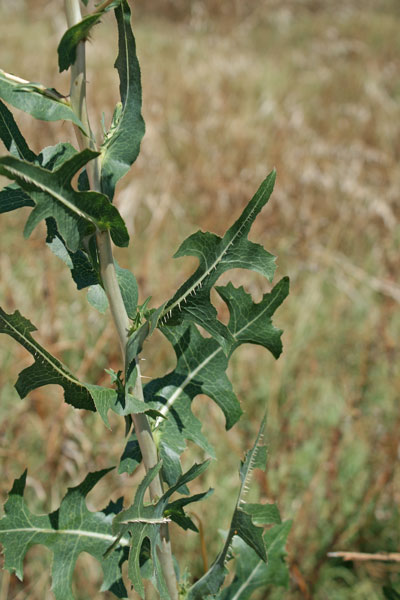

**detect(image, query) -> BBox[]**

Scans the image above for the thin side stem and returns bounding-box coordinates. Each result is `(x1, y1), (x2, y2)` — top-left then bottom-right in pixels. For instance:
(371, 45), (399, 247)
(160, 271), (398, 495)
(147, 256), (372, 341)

(63, 2), (178, 598)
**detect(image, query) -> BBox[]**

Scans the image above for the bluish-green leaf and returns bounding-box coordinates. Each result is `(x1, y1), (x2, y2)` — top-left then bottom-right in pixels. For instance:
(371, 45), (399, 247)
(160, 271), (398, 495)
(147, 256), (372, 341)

(0, 469), (129, 600)
(100, 0), (145, 199)
(0, 70), (86, 131)
(161, 171), (277, 353)
(87, 283), (109, 313)
(0, 149), (129, 251)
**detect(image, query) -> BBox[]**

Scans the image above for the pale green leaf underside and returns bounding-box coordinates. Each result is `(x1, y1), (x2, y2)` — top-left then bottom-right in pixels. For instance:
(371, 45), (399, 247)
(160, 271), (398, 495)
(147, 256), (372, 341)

(88, 263), (138, 318)
(0, 470), (128, 600)
(100, 0), (145, 199)
(0, 69), (86, 131)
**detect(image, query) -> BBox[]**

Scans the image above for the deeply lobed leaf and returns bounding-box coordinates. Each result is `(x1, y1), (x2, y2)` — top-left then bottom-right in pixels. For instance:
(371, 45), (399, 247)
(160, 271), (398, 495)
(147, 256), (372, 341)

(0, 149), (129, 251)
(160, 171), (277, 353)
(121, 278), (288, 486)
(0, 308), (150, 426)
(0, 470), (129, 600)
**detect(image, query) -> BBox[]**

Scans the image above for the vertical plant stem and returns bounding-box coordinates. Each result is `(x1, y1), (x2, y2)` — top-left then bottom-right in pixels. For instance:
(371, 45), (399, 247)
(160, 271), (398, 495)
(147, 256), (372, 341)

(63, 2), (178, 597)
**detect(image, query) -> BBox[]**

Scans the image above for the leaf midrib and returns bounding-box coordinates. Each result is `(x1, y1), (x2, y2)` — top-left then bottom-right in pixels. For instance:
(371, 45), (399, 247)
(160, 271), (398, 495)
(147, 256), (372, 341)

(156, 289), (281, 422)
(2, 163), (99, 229)
(0, 526), (130, 546)
(1, 313), (84, 390)
(163, 189), (268, 318)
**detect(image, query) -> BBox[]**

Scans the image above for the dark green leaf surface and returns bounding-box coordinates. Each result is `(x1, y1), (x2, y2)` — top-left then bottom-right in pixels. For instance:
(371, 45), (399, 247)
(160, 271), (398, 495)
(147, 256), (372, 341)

(0, 470), (129, 600)
(0, 184), (34, 213)
(0, 308), (95, 411)
(112, 461), (210, 598)
(0, 308), (135, 424)
(0, 99), (36, 161)
(134, 279), (287, 487)
(219, 521), (292, 599)
(0, 150), (129, 251)
(0, 69), (85, 131)
(58, 13), (103, 72)
(216, 277), (289, 359)
(187, 419), (271, 599)
(161, 172), (277, 353)
(100, 0), (145, 199)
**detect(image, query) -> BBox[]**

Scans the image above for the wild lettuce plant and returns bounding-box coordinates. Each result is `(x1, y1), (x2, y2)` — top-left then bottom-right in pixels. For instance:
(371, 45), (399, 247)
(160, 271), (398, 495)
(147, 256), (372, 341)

(0, 1), (291, 598)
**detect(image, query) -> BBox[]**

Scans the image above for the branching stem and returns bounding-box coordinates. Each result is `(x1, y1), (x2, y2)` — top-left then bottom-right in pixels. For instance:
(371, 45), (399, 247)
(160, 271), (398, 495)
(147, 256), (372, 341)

(63, 2), (178, 597)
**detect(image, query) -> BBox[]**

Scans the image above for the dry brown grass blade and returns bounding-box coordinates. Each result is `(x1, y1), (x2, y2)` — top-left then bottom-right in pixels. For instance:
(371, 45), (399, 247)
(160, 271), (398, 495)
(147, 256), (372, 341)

(328, 551), (400, 562)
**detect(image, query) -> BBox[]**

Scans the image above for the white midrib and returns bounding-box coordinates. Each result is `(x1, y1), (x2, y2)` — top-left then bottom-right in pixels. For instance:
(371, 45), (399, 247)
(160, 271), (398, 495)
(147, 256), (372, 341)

(100, 4), (131, 162)
(231, 561), (263, 600)
(0, 527), (130, 547)
(155, 287), (281, 425)
(3, 313), (83, 390)
(4, 164), (99, 228)
(162, 191), (267, 320)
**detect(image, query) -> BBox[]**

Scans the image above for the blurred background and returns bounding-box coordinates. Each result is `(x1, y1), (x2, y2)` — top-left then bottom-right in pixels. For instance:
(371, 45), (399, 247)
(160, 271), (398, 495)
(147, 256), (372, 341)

(0, 0), (399, 598)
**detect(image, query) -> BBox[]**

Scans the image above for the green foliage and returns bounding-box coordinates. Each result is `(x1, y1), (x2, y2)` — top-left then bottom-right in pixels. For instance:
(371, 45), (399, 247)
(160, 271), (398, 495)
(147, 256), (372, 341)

(187, 419), (291, 599)
(0, 469), (129, 600)
(0, 150), (129, 251)
(0, 2), (290, 598)
(0, 69), (86, 131)
(112, 461), (211, 598)
(99, 0), (146, 200)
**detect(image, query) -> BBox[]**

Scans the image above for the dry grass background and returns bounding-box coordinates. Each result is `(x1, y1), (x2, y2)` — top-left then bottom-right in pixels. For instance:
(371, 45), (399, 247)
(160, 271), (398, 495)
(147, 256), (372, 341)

(0, 0), (399, 598)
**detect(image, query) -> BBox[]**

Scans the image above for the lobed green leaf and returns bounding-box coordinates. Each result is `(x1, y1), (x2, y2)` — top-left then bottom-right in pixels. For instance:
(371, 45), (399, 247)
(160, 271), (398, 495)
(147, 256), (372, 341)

(161, 171), (278, 354)
(123, 279), (287, 487)
(0, 149), (129, 251)
(0, 470), (129, 600)
(0, 308), (145, 425)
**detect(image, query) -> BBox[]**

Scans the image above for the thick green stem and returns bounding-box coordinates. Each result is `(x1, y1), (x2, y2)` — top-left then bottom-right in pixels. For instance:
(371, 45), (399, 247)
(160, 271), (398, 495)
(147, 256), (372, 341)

(64, 2), (178, 598)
